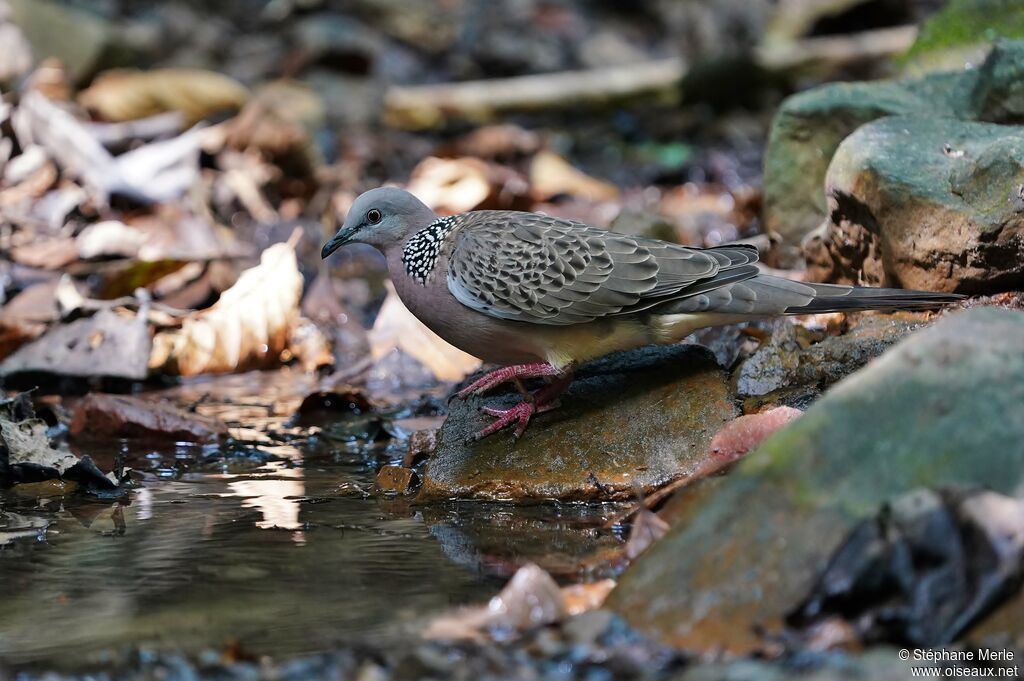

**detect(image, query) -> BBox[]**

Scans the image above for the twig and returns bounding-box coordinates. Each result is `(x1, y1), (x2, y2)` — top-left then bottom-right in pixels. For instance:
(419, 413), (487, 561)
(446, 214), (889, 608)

(384, 25), (917, 129)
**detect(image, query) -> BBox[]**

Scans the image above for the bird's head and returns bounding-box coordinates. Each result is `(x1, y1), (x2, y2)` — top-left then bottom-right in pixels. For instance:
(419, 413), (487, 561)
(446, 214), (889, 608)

(321, 187), (435, 258)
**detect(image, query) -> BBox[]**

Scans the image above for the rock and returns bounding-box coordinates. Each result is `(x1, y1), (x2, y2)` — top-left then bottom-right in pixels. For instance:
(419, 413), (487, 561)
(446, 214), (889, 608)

(69, 393), (229, 443)
(763, 71), (968, 258)
(606, 307), (1024, 653)
(289, 13), (382, 75)
(375, 465), (418, 495)
(7, 0), (111, 82)
(763, 40), (1024, 260)
(734, 313), (928, 404)
(905, 0), (1024, 72)
(806, 115), (1024, 294)
(420, 344), (737, 501)
(78, 68), (250, 125)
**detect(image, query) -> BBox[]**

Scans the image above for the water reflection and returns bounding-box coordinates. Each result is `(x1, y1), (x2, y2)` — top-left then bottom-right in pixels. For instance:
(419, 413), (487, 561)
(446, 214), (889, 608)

(0, 370), (620, 671)
(224, 466), (306, 538)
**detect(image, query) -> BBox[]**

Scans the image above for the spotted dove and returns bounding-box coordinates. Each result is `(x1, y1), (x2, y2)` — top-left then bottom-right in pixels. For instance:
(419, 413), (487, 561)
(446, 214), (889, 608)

(322, 187), (961, 439)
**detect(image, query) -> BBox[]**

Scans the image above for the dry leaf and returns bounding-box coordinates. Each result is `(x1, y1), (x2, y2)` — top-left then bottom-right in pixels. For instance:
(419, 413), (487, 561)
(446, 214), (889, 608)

(78, 68), (249, 125)
(561, 579), (616, 615)
(12, 91), (204, 204)
(0, 307), (152, 381)
(708, 406), (803, 462)
(149, 237), (303, 376)
(76, 220), (147, 259)
(530, 150), (619, 202)
(369, 282), (480, 382)
(406, 156), (493, 214)
(624, 509), (670, 560)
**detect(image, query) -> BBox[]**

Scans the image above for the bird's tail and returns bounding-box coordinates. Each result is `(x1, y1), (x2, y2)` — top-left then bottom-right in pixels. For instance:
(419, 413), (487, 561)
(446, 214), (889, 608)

(781, 280), (964, 314)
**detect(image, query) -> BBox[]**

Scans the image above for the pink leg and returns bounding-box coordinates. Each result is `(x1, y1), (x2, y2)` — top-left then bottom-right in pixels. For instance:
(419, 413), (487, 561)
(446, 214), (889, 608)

(457, 362), (561, 399)
(471, 371), (574, 441)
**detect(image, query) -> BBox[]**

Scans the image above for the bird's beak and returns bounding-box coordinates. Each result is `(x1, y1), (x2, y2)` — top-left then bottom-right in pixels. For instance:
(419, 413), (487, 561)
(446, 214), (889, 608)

(320, 225), (358, 259)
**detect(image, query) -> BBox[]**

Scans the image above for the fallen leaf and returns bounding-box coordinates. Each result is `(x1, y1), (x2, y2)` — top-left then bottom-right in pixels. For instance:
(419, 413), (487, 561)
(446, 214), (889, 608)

(708, 406), (804, 462)
(0, 306), (152, 381)
(406, 156), (529, 214)
(561, 579), (616, 615)
(149, 237), (303, 376)
(0, 318), (44, 362)
(78, 68), (249, 125)
(12, 91), (204, 205)
(0, 396), (122, 495)
(624, 508), (671, 560)
(8, 236), (78, 269)
(530, 150), (619, 202)
(69, 393), (229, 443)
(286, 317), (333, 373)
(407, 157), (493, 213)
(76, 220), (148, 259)
(368, 282), (481, 382)
(0, 18), (33, 83)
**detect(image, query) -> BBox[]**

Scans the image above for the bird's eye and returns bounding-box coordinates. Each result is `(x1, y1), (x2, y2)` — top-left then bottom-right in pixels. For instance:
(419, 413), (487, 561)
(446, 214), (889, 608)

(366, 208), (382, 224)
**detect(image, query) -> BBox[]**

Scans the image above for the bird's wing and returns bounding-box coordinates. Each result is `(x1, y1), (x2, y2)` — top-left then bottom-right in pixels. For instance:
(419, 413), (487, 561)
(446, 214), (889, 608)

(446, 211), (760, 326)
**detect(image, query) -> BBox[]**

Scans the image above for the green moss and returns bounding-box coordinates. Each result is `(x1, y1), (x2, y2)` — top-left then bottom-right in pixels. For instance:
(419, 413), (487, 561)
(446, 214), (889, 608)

(904, 0), (1024, 63)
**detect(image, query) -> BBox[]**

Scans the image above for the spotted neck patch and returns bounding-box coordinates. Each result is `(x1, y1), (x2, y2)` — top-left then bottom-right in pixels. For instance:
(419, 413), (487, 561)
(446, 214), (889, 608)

(402, 215), (460, 284)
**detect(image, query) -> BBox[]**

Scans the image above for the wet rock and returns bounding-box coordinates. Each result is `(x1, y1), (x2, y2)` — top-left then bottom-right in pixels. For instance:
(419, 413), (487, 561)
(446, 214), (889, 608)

(606, 307), (1024, 653)
(69, 393), (229, 443)
(734, 314), (927, 402)
(806, 115), (1024, 294)
(375, 464), (418, 495)
(420, 344), (737, 501)
(763, 40), (1024, 261)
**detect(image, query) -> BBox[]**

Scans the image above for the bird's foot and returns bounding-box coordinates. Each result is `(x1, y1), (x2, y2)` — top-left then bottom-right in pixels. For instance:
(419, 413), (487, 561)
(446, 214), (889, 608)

(472, 401), (550, 440)
(457, 362), (561, 398)
(470, 371), (573, 441)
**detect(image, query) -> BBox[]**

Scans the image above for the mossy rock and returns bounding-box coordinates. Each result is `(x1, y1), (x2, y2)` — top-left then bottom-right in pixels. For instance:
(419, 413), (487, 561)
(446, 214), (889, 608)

(763, 40), (1024, 260)
(806, 115), (1024, 293)
(607, 307), (1024, 653)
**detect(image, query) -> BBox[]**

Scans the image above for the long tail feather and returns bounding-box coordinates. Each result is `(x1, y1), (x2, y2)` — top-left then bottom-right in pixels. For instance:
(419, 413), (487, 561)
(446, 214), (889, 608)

(784, 282), (964, 314)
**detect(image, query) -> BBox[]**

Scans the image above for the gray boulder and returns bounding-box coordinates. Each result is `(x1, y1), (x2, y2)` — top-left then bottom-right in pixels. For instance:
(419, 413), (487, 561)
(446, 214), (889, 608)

(763, 40), (1024, 260)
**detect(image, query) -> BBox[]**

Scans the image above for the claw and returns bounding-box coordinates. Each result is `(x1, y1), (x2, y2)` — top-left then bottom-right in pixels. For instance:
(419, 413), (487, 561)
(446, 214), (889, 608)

(474, 401), (535, 440)
(469, 370), (574, 441)
(457, 362), (560, 399)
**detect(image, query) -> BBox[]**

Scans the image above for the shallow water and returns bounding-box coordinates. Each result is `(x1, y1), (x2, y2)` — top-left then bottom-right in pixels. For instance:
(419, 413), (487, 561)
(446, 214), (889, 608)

(0, 370), (623, 671)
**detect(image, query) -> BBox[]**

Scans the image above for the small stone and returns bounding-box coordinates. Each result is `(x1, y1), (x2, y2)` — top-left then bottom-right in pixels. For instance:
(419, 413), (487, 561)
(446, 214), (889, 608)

(375, 465), (418, 495)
